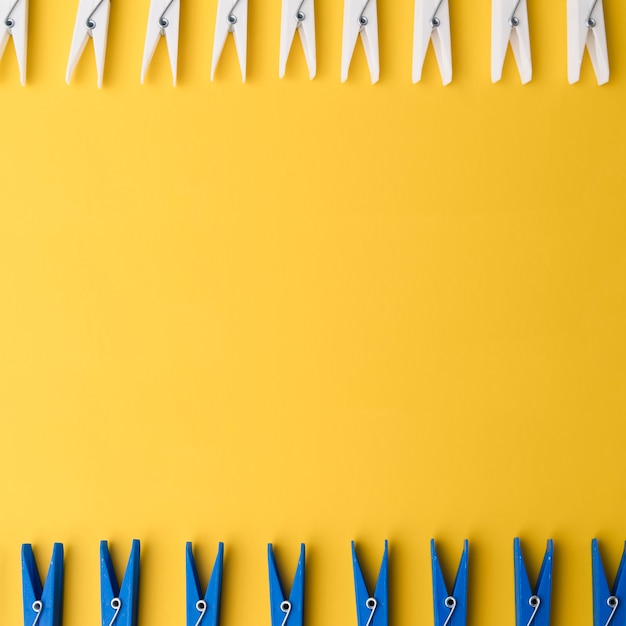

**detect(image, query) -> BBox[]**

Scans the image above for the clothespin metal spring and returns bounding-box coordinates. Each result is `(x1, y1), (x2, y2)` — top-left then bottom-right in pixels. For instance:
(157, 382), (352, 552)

(279, 600), (292, 626)
(227, 0), (241, 26)
(364, 597), (377, 626)
(29, 601), (43, 626)
(107, 598), (122, 626)
(192, 600), (207, 626)
(525, 596), (540, 626)
(509, 0), (522, 27)
(586, 0), (599, 27)
(294, 0), (306, 22)
(4, 0), (21, 29)
(442, 596), (457, 626)
(430, 0), (445, 28)
(158, 0), (176, 31)
(86, 0), (106, 30)
(358, 0), (370, 26)
(603, 596), (619, 626)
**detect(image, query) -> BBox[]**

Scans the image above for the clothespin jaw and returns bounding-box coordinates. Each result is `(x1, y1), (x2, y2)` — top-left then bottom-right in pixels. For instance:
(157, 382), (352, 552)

(211, 0), (248, 82)
(491, 0), (531, 83)
(141, 0), (180, 85)
(341, 0), (379, 83)
(592, 539), (626, 626)
(514, 539), (553, 626)
(412, 0), (452, 85)
(567, 0), (608, 84)
(279, 0), (316, 79)
(352, 540), (388, 626)
(66, 0), (111, 87)
(268, 544), (305, 626)
(100, 539), (140, 626)
(186, 542), (224, 626)
(0, 0), (28, 84)
(431, 540), (468, 626)
(22, 543), (64, 626)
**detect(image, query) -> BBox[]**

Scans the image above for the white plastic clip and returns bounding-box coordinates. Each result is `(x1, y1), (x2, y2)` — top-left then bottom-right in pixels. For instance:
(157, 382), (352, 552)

(491, 0), (532, 83)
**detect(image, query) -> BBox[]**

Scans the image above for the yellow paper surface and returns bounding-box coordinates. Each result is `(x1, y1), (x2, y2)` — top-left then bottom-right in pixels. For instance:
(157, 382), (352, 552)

(0, 0), (625, 624)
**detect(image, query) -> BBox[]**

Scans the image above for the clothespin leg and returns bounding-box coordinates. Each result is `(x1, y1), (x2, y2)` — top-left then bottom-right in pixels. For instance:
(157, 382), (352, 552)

(210, 30), (228, 80)
(298, 13), (316, 79)
(341, 0), (361, 82)
(42, 544), (65, 626)
(165, 20), (179, 85)
(211, 0), (230, 80)
(509, 10), (532, 83)
(66, 30), (89, 84)
(91, 4), (109, 88)
(586, 11), (609, 84)
(360, 11), (379, 83)
(431, 4), (452, 85)
(279, 0), (297, 77)
(0, 30), (9, 63)
(140, 3), (161, 84)
(8, 0), (28, 84)
(507, 0), (531, 84)
(491, 0), (511, 82)
(567, 0), (587, 83)
(411, 0), (431, 83)
(232, 8), (247, 82)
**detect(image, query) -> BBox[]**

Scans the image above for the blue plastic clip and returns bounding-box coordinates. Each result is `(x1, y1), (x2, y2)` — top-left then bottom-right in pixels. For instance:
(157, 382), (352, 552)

(186, 542), (224, 626)
(100, 539), (140, 626)
(431, 539), (469, 626)
(592, 539), (626, 626)
(514, 538), (553, 626)
(352, 541), (388, 626)
(21, 543), (64, 626)
(268, 544), (305, 626)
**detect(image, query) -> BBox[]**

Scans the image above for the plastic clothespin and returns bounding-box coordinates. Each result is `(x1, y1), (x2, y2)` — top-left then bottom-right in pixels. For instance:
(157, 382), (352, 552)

(187, 542), (224, 626)
(352, 541), (388, 626)
(514, 538), (553, 626)
(592, 539), (626, 626)
(0, 0), (27, 84)
(22, 543), (64, 626)
(211, 0), (247, 81)
(279, 0), (316, 78)
(567, 0), (608, 84)
(491, 0), (531, 83)
(268, 544), (305, 626)
(412, 0), (451, 85)
(100, 540), (140, 626)
(341, 0), (379, 83)
(431, 540), (469, 626)
(66, 0), (110, 87)
(141, 0), (180, 84)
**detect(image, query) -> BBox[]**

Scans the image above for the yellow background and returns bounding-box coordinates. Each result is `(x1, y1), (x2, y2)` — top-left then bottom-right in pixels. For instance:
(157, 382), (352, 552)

(0, 0), (625, 623)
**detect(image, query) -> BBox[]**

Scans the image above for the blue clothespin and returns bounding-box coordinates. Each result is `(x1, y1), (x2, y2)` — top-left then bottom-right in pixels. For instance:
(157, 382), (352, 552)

(268, 544), (305, 626)
(431, 539), (468, 626)
(187, 542), (224, 626)
(22, 543), (64, 626)
(100, 540), (140, 626)
(352, 541), (388, 626)
(592, 539), (626, 626)
(514, 538), (553, 626)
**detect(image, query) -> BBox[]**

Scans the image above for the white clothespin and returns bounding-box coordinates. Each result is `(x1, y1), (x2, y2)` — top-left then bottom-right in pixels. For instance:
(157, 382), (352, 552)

(66, 0), (110, 87)
(211, 0), (247, 81)
(279, 0), (316, 78)
(341, 0), (379, 83)
(141, 0), (180, 84)
(413, 0), (451, 85)
(567, 0), (608, 84)
(0, 0), (27, 84)
(491, 0), (531, 83)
